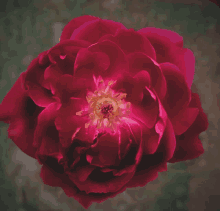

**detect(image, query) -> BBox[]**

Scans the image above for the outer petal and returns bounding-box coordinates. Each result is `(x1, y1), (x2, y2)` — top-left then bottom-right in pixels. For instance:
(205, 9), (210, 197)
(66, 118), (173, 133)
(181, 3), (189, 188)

(54, 97), (96, 148)
(156, 118), (176, 161)
(67, 167), (134, 194)
(74, 48), (110, 73)
(127, 52), (167, 100)
(0, 73), (43, 158)
(86, 132), (120, 167)
(50, 74), (96, 105)
(169, 93), (208, 163)
(23, 58), (55, 107)
(74, 40), (129, 81)
(60, 15), (99, 41)
(138, 27), (195, 88)
(138, 27), (183, 48)
(69, 18), (127, 43)
(160, 62), (191, 117)
(127, 162), (167, 188)
(33, 102), (61, 148)
(111, 72), (144, 104)
(99, 28), (156, 60)
(40, 165), (127, 209)
(140, 96), (167, 155)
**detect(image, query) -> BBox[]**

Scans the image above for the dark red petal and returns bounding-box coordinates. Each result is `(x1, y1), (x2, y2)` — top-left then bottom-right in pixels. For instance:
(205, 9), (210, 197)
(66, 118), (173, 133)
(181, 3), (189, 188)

(0, 73), (26, 122)
(140, 96), (167, 154)
(38, 50), (50, 66)
(44, 64), (63, 92)
(130, 87), (158, 129)
(171, 107), (199, 135)
(75, 165), (96, 182)
(40, 165), (91, 206)
(70, 18), (127, 43)
(67, 167), (134, 194)
(54, 98), (96, 148)
(127, 162), (167, 188)
(86, 132), (120, 167)
(23, 57), (44, 89)
(118, 127), (132, 160)
(127, 52), (167, 99)
(156, 118), (176, 161)
(138, 27), (195, 88)
(111, 72), (144, 104)
(60, 15), (99, 41)
(74, 40), (129, 81)
(138, 27), (183, 48)
(0, 73), (44, 158)
(37, 135), (61, 159)
(33, 102), (61, 148)
(99, 29), (156, 60)
(52, 74), (96, 105)
(169, 135), (204, 163)
(62, 180), (127, 209)
(168, 93), (208, 163)
(161, 62), (191, 117)
(74, 48), (110, 72)
(23, 58), (55, 107)
(24, 81), (55, 107)
(133, 70), (151, 88)
(48, 39), (90, 74)
(41, 164), (128, 209)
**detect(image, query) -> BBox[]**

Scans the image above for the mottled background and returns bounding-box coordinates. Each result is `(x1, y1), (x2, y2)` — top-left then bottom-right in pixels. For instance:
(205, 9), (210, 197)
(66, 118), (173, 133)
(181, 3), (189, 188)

(0, 0), (220, 210)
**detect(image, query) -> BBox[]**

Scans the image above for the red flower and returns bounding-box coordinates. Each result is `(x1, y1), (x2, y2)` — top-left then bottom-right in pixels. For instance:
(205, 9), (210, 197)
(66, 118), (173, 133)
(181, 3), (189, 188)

(0, 15), (208, 208)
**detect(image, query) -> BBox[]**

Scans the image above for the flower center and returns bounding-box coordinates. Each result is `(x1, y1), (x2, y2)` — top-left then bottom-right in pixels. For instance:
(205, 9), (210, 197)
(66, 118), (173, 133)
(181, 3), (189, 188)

(76, 76), (131, 132)
(101, 104), (113, 118)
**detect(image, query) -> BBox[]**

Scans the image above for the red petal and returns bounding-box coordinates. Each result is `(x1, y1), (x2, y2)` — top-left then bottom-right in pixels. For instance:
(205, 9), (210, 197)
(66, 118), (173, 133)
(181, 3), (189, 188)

(171, 107), (199, 135)
(67, 167), (134, 194)
(41, 164), (128, 209)
(130, 87), (158, 129)
(133, 70), (151, 88)
(138, 27), (183, 48)
(111, 72), (144, 104)
(74, 48), (110, 72)
(0, 73), (43, 158)
(74, 40), (129, 81)
(156, 118), (176, 161)
(169, 93), (208, 163)
(100, 29), (156, 60)
(25, 81), (55, 107)
(60, 15), (99, 41)
(52, 74), (96, 105)
(48, 39), (90, 75)
(23, 58), (55, 107)
(127, 162), (167, 188)
(160, 62), (191, 117)
(86, 132), (120, 167)
(33, 102), (61, 148)
(169, 134), (204, 163)
(138, 27), (195, 86)
(69, 18), (127, 43)
(127, 52), (167, 99)
(62, 181), (127, 209)
(75, 165), (96, 182)
(44, 64), (63, 91)
(54, 98), (95, 148)
(38, 50), (50, 66)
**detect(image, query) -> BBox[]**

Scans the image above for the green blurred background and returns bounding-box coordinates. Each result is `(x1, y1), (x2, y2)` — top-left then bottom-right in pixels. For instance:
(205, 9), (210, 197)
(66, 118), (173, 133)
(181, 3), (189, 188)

(0, 0), (220, 210)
